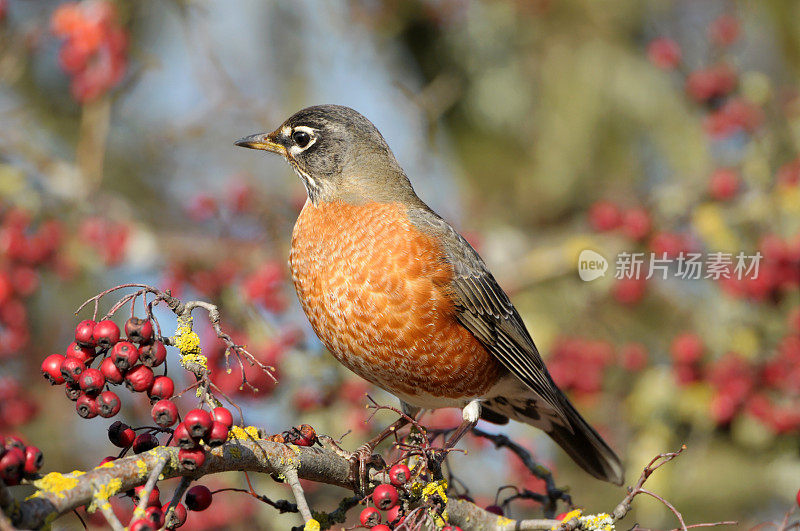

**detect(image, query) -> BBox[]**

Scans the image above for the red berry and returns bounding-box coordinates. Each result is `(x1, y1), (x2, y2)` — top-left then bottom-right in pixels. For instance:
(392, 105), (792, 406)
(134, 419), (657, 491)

(125, 365), (154, 393)
(75, 319), (97, 347)
(129, 518), (155, 531)
(76, 393), (99, 418)
(4, 436), (25, 453)
(708, 14), (740, 47)
(133, 432), (159, 454)
(78, 368), (105, 395)
(152, 400), (179, 427)
(185, 485), (212, 511)
(178, 447), (206, 470)
(389, 463), (411, 486)
(139, 341), (167, 367)
(173, 422), (198, 449)
(621, 208), (651, 241)
(211, 407), (233, 430)
(184, 409), (213, 439)
(647, 37), (682, 70)
(206, 421), (229, 448)
(671, 333), (704, 365)
(442, 526), (463, 531)
(612, 277), (646, 305)
(93, 319), (121, 348)
(66, 341), (95, 363)
(359, 507), (381, 527)
(0, 448), (24, 485)
(163, 502), (187, 529)
(111, 341), (139, 371)
(100, 456), (116, 465)
(96, 390), (121, 418)
(709, 168), (740, 200)
(23, 446), (43, 474)
(134, 484), (161, 507)
(386, 505), (404, 526)
(588, 200), (621, 231)
(485, 504), (504, 516)
(125, 317), (154, 344)
(65, 384), (82, 401)
(370, 526), (391, 531)
(108, 421), (136, 448)
(372, 484), (399, 510)
(148, 376), (174, 402)
(60, 357), (86, 384)
(100, 356), (125, 385)
(796, 488), (800, 508)
(41, 354), (66, 385)
(145, 506), (164, 527)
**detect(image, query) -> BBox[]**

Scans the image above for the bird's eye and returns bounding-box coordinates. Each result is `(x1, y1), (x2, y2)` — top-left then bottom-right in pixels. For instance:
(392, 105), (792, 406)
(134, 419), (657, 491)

(291, 130), (311, 148)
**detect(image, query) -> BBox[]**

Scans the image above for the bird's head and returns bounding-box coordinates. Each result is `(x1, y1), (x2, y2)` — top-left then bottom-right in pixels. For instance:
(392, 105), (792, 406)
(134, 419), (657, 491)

(235, 105), (415, 205)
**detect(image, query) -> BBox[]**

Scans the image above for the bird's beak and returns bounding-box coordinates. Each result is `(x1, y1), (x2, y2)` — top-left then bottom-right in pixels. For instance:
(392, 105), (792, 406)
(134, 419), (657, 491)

(234, 132), (286, 155)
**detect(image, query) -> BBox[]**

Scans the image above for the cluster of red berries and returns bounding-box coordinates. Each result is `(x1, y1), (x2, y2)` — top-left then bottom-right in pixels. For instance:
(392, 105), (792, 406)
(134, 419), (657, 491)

(50, 0), (128, 102)
(184, 179), (255, 222)
(0, 435), (42, 486)
(0, 378), (38, 431)
(172, 407), (233, 471)
(358, 464), (413, 530)
(41, 316), (169, 421)
(78, 217), (131, 267)
(719, 234), (800, 303)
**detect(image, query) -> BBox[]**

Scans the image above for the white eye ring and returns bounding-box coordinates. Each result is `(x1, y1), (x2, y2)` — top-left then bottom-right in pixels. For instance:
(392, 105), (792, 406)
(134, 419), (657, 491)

(288, 126), (317, 155)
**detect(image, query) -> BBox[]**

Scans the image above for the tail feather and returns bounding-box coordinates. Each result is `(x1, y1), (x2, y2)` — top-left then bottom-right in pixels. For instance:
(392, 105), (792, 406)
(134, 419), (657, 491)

(482, 394), (624, 485)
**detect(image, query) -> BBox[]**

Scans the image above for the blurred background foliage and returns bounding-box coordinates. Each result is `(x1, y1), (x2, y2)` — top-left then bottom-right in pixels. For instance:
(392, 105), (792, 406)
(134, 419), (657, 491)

(0, 0), (799, 528)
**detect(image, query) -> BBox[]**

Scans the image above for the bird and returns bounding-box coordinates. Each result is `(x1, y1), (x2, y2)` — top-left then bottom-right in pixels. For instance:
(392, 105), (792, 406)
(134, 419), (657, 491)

(235, 104), (624, 486)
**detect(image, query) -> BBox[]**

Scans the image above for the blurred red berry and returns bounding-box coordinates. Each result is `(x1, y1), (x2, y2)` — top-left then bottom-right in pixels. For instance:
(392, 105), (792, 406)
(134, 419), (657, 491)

(129, 519), (155, 531)
(134, 484), (161, 507)
(0, 447), (24, 485)
(145, 506), (164, 527)
(621, 208), (651, 241)
(650, 231), (690, 258)
(708, 14), (741, 47)
(686, 64), (737, 103)
(588, 201), (621, 231)
(371, 526), (391, 531)
(620, 343), (648, 372)
(671, 333), (704, 365)
(163, 502), (187, 529)
(185, 485), (213, 511)
(709, 168), (740, 200)
(647, 37), (681, 70)
(485, 504), (504, 515)
(612, 277), (646, 305)
(777, 158), (800, 187)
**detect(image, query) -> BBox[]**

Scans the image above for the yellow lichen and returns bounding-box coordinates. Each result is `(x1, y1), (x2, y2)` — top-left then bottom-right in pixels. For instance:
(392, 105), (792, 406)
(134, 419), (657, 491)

(551, 509), (583, 530)
(136, 459), (148, 478)
(97, 461), (115, 469)
(33, 472), (82, 498)
(420, 480), (448, 526)
(229, 425), (261, 440)
(579, 512), (615, 531)
(303, 519), (320, 531)
(87, 478), (123, 512)
(174, 323), (201, 356)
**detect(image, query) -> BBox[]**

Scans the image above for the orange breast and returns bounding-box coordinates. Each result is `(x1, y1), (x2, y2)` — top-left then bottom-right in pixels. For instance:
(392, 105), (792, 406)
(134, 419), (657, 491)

(289, 200), (502, 402)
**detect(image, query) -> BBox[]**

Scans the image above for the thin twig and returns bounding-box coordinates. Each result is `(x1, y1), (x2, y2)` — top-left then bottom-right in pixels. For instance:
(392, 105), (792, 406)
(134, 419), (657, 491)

(284, 467), (312, 524)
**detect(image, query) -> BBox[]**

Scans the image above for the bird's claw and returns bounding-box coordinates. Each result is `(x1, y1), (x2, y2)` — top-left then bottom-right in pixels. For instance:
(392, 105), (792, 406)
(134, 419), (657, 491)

(348, 444), (385, 496)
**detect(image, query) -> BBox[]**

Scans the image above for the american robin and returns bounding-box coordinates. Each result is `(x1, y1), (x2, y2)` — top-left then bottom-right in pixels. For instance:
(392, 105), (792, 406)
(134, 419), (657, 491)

(235, 105), (624, 486)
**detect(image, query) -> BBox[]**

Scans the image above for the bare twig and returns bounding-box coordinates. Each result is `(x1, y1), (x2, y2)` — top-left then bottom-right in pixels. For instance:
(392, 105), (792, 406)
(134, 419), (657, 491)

(284, 467), (312, 524)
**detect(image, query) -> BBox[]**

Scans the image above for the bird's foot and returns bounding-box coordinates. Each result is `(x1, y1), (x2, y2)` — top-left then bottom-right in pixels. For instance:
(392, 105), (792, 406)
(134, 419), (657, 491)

(348, 443), (386, 497)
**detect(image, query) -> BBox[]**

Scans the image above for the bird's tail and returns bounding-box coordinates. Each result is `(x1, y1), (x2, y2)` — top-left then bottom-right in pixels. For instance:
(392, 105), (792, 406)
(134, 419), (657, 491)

(481, 393), (624, 485)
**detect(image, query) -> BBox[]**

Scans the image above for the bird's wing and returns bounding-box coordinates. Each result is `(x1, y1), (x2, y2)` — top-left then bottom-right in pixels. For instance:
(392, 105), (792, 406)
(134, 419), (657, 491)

(408, 208), (569, 424)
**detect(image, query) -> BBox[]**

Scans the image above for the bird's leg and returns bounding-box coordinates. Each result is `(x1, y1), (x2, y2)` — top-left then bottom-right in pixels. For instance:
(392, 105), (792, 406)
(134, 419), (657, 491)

(348, 402), (420, 495)
(443, 399), (482, 450)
